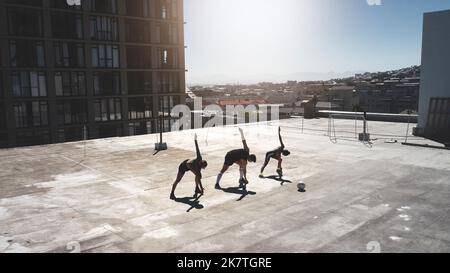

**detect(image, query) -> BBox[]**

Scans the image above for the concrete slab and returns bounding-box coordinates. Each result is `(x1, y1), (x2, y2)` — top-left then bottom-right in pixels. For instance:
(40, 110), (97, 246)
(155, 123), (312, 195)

(0, 118), (449, 253)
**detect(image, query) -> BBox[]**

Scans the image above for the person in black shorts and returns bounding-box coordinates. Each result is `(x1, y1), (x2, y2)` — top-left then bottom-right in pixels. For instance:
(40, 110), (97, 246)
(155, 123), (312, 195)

(170, 134), (208, 200)
(215, 128), (256, 189)
(259, 126), (290, 178)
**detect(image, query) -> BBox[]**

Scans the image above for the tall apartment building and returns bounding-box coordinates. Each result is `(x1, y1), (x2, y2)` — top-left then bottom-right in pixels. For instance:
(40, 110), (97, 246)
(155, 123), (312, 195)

(0, 0), (185, 148)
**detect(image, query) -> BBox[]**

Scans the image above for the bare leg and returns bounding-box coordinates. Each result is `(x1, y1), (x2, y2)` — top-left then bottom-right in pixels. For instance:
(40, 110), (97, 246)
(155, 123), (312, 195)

(215, 165), (229, 189)
(276, 157), (283, 178)
(220, 165), (230, 174)
(277, 158), (283, 169)
(260, 154), (271, 177)
(170, 172), (185, 199)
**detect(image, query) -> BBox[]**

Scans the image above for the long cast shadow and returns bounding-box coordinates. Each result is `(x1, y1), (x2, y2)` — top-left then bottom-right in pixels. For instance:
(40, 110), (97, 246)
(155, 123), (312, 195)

(264, 175), (292, 186)
(174, 195), (204, 212)
(220, 186), (256, 201)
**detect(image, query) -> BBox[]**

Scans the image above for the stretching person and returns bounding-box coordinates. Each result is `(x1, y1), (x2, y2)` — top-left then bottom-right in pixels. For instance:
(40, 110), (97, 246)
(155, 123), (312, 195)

(259, 126), (290, 178)
(215, 128), (257, 189)
(170, 134), (208, 200)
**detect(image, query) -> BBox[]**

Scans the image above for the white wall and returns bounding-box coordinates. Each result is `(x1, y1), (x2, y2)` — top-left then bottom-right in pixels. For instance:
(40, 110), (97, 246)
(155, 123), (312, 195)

(418, 10), (450, 128)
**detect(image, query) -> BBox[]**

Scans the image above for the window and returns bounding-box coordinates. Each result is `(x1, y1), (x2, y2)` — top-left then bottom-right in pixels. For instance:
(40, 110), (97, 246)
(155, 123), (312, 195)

(91, 44), (120, 68)
(0, 133), (7, 148)
(8, 8), (43, 37)
(12, 72), (47, 97)
(161, 5), (167, 20)
(93, 72), (121, 95)
(93, 98), (122, 122)
(9, 40), (45, 67)
(6, 0), (43, 6)
(55, 72), (86, 96)
(129, 121), (152, 136)
(159, 95), (178, 117)
(0, 75), (7, 131)
(56, 100), (87, 125)
(126, 0), (150, 17)
(156, 118), (176, 133)
(166, 119), (176, 132)
(168, 24), (179, 44)
(158, 72), (179, 93)
(156, 0), (178, 20)
(0, 103), (5, 130)
(90, 16), (118, 41)
(16, 129), (50, 147)
(125, 19), (151, 43)
(95, 124), (123, 138)
(126, 46), (151, 68)
(57, 127), (85, 143)
(49, 0), (83, 9)
(128, 97), (153, 120)
(13, 101), (48, 128)
(162, 49), (168, 65)
(89, 0), (118, 14)
(51, 12), (83, 39)
(127, 72), (152, 95)
(54, 42), (85, 68)
(158, 47), (178, 68)
(155, 23), (178, 44)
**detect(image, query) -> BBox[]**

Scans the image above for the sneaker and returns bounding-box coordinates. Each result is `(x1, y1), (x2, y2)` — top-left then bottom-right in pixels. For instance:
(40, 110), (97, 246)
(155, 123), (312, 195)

(276, 169), (283, 177)
(239, 178), (248, 188)
(194, 189), (203, 197)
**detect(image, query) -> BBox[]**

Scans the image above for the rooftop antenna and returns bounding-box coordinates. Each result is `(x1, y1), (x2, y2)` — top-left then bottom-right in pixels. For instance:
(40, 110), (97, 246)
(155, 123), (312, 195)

(155, 115), (168, 151)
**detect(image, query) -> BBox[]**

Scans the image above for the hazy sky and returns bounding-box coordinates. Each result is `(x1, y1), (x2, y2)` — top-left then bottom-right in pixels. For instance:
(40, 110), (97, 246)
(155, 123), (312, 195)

(184, 0), (450, 84)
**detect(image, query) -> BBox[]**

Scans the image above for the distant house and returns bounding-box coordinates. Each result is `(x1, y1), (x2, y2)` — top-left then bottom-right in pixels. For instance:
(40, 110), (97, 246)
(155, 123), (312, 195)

(218, 98), (267, 108)
(328, 85), (356, 111)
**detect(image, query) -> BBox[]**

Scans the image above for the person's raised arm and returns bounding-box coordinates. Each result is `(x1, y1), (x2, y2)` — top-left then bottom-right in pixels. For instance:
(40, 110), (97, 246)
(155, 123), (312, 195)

(239, 128), (249, 151)
(278, 126), (285, 149)
(194, 134), (202, 160)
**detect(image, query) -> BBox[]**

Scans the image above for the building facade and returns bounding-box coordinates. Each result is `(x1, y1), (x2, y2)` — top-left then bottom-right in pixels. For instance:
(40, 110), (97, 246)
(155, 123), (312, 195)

(0, 0), (185, 148)
(415, 9), (450, 145)
(357, 81), (420, 114)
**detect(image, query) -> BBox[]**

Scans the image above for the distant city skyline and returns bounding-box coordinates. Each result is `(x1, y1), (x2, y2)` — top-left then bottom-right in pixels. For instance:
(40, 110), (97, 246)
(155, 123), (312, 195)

(184, 0), (450, 85)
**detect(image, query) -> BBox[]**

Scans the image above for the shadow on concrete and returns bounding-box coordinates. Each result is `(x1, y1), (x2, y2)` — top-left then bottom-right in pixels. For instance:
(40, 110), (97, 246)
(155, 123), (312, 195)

(220, 186), (256, 201)
(174, 195), (204, 212)
(264, 175), (292, 186)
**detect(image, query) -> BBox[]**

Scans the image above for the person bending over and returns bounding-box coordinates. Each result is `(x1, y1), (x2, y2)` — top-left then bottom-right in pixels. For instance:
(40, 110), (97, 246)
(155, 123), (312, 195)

(259, 126), (290, 178)
(170, 134), (208, 200)
(215, 128), (256, 189)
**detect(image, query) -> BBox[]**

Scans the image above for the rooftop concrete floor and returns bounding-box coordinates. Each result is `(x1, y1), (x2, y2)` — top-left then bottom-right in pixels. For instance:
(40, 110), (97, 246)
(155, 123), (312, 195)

(0, 118), (449, 253)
